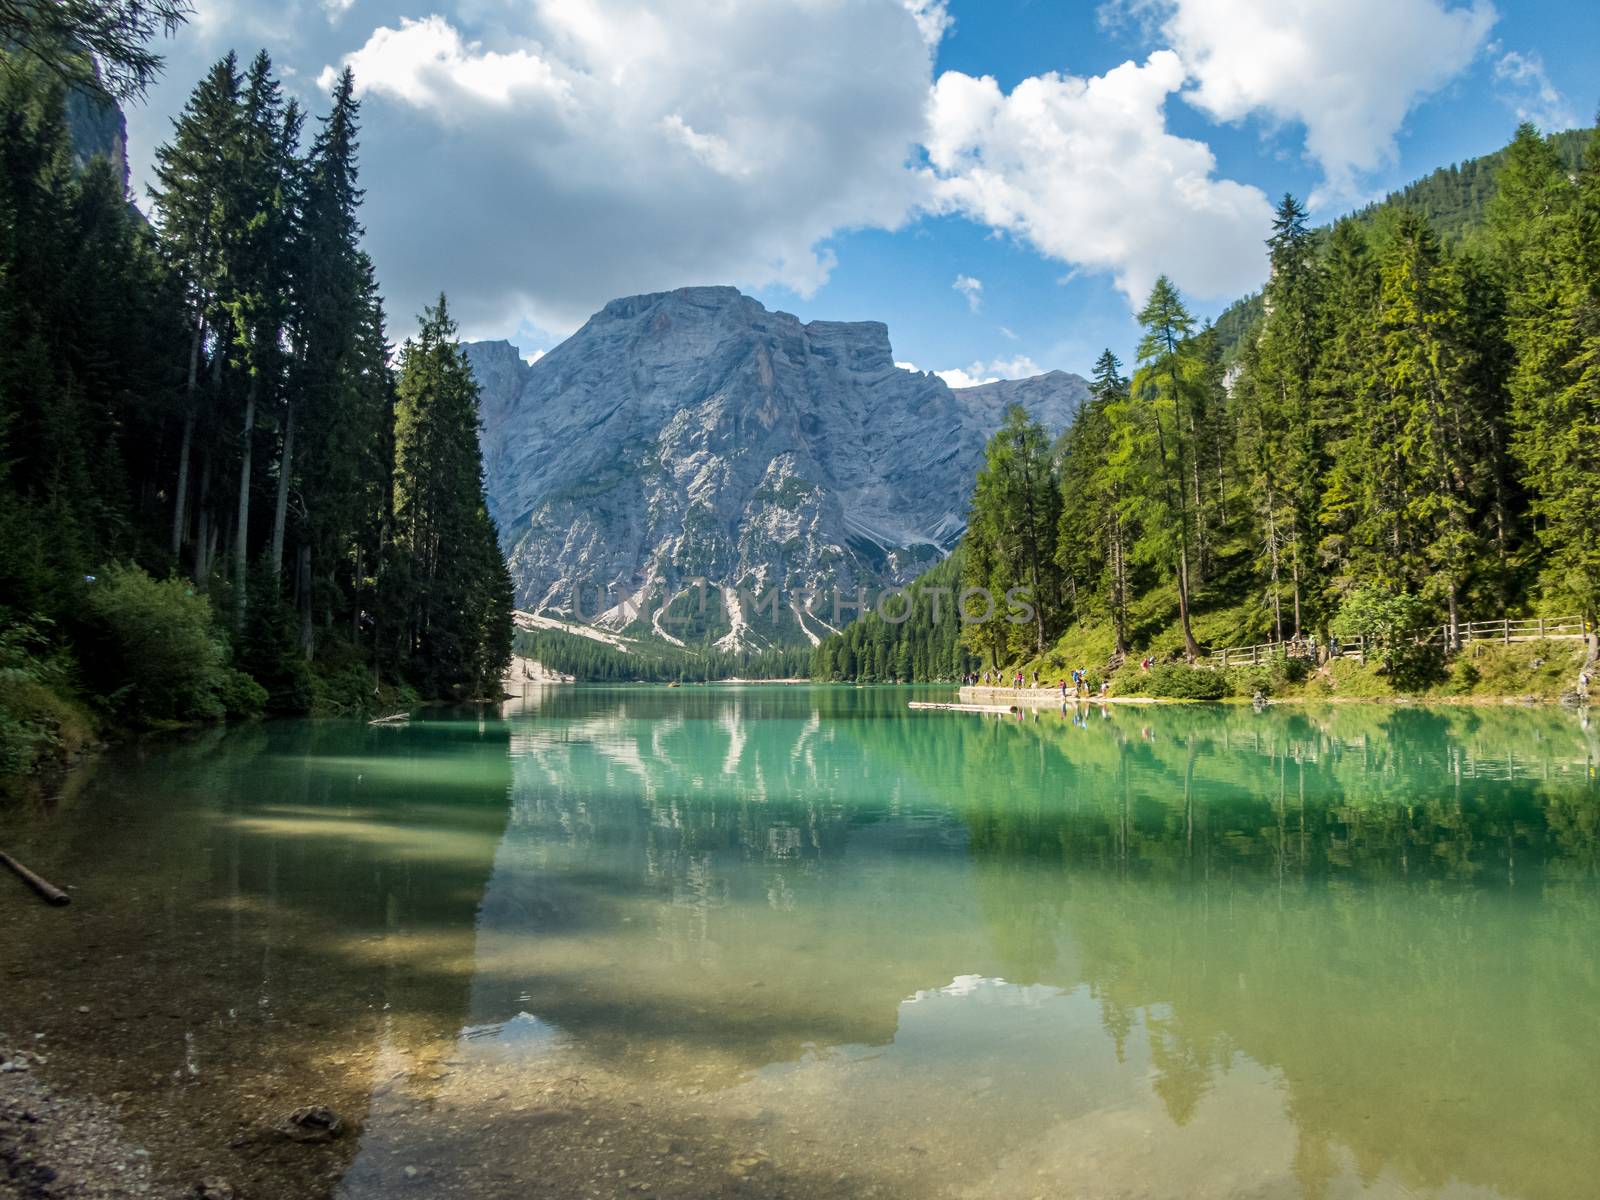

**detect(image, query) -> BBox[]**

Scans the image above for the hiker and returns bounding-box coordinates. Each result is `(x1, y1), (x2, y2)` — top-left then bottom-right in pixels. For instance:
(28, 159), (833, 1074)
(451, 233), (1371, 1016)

(1059, 678), (1068, 700)
(1580, 668), (1592, 702)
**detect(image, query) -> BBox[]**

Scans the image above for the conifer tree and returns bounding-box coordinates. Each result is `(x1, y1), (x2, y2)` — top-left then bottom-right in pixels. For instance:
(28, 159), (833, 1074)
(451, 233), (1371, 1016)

(1243, 194), (1323, 634)
(1057, 350), (1133, 652)
(228, 51), (299, 626)
(392, 296), (513, 695)
(149, 52), (244, 566)
(1127, 276), (1204, 659)
(1501, 123), (1600, 642)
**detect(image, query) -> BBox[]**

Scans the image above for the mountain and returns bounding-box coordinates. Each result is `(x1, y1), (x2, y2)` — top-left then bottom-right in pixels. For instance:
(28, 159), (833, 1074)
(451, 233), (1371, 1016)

(466, 286), (1086, 650)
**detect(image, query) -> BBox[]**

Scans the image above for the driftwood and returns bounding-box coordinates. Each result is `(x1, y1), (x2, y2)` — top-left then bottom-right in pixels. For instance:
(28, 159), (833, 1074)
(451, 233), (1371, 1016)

(0, 849), (71, 906)
(367, 712), (411, 726)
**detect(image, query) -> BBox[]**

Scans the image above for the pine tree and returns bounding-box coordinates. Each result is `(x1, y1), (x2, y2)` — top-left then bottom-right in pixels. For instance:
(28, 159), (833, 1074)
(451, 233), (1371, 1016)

(962, 405), (1061, 661)
(149, 52), (244, 567)
(1244, 194), (1323, 634)
(392, 296), (513, 696)
(1504, 123), (1600, 640)
(1057, 349), (1133, 653)
(1372, 210), (1494, 644)
(1127, 276), (1204, 659)
(227, 51), (300, 627)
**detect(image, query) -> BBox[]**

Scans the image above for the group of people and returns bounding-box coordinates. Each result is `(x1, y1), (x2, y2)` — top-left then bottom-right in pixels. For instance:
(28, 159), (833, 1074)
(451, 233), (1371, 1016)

(960, 667), (1107, 698)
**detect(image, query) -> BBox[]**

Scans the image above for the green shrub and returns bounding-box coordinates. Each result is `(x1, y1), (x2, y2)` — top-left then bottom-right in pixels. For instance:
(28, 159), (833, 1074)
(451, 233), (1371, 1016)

(79, 564), (227, 724)
(1142, 663), (1228, 700)
(1224, 664), (1273, 697)
(1447, 657), (1482, 694)
(238, 569), (314, 712)
(0, 615), (96, 781)
(217, 667), (268, 717)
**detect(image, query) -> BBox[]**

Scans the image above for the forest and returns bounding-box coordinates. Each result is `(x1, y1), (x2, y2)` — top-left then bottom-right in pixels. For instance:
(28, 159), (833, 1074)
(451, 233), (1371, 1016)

(1, 23), (512, 779)
(816, 121), (1599, 685)
(514, 626), (810, 683)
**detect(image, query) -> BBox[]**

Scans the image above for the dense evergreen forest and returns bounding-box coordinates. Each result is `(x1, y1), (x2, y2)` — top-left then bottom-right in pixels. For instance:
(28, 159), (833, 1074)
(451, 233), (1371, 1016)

(514, 626), (809, 683)
(1, 18), (511, 779)
(808, 552), (981, 682)
(949, 122), (1600, 678)
(1211, 128), (1593, 367)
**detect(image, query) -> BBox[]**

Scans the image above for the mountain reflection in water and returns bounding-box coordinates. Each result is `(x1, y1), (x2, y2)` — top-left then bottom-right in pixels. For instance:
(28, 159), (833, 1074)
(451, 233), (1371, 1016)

(4, 688), (1595, 1199)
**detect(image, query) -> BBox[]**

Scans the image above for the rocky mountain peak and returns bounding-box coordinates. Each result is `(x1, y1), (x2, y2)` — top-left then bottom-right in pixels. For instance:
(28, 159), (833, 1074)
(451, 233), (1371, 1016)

(466, 287), (1087, 650)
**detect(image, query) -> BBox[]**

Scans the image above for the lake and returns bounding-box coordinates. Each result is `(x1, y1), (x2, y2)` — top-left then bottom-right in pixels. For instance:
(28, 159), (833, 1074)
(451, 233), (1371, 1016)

(3, 687), (1598, 1199)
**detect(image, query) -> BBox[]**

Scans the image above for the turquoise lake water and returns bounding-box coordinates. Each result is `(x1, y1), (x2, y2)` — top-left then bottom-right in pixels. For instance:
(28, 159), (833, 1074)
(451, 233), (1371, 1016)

(4, 687), (1598, 1198)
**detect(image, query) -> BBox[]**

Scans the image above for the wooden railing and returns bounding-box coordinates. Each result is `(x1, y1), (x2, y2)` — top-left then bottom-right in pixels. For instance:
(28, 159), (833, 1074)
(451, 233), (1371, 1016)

(1202, 615), (1587, 668)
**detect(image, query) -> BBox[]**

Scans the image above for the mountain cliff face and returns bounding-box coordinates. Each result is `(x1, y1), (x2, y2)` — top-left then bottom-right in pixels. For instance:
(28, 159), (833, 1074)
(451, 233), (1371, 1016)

(466, 286), (1086, 649)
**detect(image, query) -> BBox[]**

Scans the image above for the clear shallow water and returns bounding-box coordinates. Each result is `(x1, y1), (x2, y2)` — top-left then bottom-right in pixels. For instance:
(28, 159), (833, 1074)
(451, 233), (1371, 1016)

(5, 688), (1599, 1199)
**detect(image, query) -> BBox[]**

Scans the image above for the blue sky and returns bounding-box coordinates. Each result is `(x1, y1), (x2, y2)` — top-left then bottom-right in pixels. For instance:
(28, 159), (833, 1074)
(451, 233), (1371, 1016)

(126, 0), (1595, 382)
(752, 0), (1595, 380)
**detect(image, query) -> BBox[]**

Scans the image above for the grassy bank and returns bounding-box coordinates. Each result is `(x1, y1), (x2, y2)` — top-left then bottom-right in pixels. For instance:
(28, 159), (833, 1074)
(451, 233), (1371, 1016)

(1007, 547), (1594, 705)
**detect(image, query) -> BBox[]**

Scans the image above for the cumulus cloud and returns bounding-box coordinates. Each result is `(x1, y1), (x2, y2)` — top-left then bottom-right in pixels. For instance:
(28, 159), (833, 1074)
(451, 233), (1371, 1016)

(309, 0), (937, 336)
(128, 0), (1506, 343)
(924, 53), (1274, 305)
(1492, 47), (1578, 132)
(902, 0), (952, 46)
(899, 355), (1043, 388)
(1132, 0), (1498, 203)
(953, 274), (983, 311)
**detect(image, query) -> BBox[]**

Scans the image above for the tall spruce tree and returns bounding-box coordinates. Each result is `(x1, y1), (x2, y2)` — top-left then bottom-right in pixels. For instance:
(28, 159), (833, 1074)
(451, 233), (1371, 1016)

(228, 51), (299, 626)
(1057, 350), (1133, 653)
(1499, 123), (1600, 642)
(149, 52), (244, 567)
(1241, 194), (1323, 634)
(963, 405), (1061, 661)
(392, 296), (513, 696)
(1127, 276), (1204, 659)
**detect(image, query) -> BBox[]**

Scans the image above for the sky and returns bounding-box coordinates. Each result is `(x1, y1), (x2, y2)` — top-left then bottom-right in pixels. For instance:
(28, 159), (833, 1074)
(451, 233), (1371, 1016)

(122, 0), (1596, 384)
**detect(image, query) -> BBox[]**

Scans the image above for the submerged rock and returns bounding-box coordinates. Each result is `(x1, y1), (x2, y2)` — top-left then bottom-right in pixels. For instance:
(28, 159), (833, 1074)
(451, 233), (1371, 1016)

(274, 1105), (344, 1143)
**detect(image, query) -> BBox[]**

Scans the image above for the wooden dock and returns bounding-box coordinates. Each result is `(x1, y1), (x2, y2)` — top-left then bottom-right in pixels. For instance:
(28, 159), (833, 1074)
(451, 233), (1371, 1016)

(949, 687), (1161, 708)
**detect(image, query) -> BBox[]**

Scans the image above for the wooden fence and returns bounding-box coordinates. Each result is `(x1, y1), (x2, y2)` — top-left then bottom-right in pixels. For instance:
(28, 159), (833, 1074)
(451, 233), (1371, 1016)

(1202, 615), (1587, 669)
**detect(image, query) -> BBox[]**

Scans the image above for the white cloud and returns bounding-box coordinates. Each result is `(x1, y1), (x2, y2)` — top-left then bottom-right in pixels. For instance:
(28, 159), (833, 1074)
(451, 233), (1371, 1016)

(1135, 0), (1498, 204)
(896, 355), (1042, 387)
(953, 274), (983, 311)
(523, 349), (547, 366)
(1492, 47), (1578, 132)
(924, 53), (1274, 304)
(902, 0), (952, 46)
(313, 0), (938, 336)
(934, 355), (1043, 388)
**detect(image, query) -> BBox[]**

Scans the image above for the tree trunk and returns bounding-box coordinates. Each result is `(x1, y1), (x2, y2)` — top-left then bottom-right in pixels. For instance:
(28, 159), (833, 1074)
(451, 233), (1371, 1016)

(170, 315), (204, 562)
(1291, 556), (1303, 639)
(1111, 519), (1129, 655)
(297, 542), (314, 661)
(269, 400), (295, 576)
(1176, 546), (1202, 660)
(234, 375), (257, 628)
(1267, 492), (1283, 642)
(193, 449), (212, 585)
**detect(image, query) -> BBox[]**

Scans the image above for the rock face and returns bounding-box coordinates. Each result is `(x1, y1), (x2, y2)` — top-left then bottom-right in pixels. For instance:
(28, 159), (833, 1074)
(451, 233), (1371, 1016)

(64, 73), (129, 192)
(466, 286), (1086, 649)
